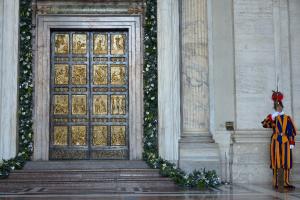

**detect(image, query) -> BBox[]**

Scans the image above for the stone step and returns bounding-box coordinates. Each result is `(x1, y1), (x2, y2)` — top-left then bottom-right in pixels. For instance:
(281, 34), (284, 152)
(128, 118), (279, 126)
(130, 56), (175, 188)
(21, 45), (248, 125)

(0, 179), (177, 188)
(0, 160), (178, 190)
(0, 176), (173, 183)
(5, 171), (163, 182)
(8, 169), (161, 178)
(23, 160), (150, 170)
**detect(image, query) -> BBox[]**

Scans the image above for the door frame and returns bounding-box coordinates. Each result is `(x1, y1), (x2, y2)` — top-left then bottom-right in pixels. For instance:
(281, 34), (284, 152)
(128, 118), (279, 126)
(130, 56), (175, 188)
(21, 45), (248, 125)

(33, 15), (143, 160)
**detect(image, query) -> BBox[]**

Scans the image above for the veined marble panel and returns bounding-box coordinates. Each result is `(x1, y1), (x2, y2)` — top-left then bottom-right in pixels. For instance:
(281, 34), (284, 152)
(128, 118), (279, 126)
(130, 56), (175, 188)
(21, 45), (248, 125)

(231, 130), (272, 183)
(290, 0), (300, 127)
(234, 0), (291, 130)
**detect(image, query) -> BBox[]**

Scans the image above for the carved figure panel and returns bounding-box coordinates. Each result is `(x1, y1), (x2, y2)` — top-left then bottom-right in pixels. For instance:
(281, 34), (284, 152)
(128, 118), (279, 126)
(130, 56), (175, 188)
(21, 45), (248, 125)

(93, 126), (108, 146)
(72, 33), (87, 54)
(111, 64), (126, 85)
(71, 126), (87, 146)
(72, 64), (87, 85)
(111, 95), (126, 115)
(53, 126), (68, 145)
(93, 95), (108, 115)
(72, 95), (87, 115)
(54, 64), (69, 85)
(93, 64), (107, 85)
(93, 34), (108, 54)
(111, 34), (125, 55)
(55, 34), (69, 54)
(54, 95), (68, 115)
(111, 126), (126, 146)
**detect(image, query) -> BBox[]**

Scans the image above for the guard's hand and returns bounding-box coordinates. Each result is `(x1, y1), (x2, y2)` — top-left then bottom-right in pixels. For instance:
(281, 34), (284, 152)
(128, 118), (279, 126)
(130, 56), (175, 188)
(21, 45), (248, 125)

(280, 133), (283, 136)
(290, 145), (295, 149)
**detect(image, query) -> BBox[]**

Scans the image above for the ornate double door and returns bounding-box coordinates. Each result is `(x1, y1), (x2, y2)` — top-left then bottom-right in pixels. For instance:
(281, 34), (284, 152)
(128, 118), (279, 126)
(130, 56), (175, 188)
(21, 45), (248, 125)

(49, 30), (129, 160)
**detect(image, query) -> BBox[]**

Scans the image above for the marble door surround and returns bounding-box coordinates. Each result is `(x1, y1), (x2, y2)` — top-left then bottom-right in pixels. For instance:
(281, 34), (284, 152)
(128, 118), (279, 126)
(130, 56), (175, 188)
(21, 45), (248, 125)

(33, 15), (143, 160)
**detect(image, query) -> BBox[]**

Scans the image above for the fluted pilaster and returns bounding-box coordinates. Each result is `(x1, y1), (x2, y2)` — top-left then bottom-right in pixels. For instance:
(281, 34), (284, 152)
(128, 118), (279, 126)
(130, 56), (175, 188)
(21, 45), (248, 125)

(179, 0), (220, 174)
(181, 0), (209, 137)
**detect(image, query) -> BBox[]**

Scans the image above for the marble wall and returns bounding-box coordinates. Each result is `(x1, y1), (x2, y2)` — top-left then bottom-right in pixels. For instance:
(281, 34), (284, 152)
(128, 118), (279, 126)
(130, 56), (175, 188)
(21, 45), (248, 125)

(0, 0), (19, 160)
(290, 0), (300, 129)
(289, 0), (300, 179)
(234, 0), (284, 129)
(231, 0), (299, 183)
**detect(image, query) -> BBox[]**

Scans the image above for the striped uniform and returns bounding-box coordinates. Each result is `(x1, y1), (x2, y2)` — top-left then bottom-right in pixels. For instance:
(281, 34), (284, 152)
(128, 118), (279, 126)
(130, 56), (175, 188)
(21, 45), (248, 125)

(262, 114), (297, 187)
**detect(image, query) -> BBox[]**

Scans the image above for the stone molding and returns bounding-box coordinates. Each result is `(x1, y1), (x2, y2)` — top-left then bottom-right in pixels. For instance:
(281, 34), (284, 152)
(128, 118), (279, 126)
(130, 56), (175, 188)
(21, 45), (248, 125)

(34, 0), (145, 15)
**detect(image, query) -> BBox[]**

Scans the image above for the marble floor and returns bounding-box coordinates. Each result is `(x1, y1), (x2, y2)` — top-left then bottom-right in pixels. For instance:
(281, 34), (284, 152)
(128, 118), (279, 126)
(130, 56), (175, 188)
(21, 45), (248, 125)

(1, 182), (300, 200)
(1, 161), (300, 199)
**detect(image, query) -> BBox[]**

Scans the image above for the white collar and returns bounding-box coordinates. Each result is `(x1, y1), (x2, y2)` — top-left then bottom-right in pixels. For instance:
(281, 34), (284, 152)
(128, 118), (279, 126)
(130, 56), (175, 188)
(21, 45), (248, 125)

(271, 111), (285, 120)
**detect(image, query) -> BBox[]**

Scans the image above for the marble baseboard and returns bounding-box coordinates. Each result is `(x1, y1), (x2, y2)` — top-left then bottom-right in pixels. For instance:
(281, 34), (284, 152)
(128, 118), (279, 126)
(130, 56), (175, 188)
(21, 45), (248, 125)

(179, 138), (220, 175)
(232, 163), (272, 184)
(232, 131), (300, 184)
(231, 134), (272, 184)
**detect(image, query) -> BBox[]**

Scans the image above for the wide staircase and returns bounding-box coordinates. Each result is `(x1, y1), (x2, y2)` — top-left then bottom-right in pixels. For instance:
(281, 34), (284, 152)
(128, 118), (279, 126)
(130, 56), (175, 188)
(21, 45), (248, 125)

(0, 160), (181, 195)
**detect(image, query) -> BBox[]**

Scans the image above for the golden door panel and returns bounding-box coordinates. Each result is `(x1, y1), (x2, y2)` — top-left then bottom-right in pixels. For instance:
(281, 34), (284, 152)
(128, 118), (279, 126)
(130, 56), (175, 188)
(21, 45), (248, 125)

(111, 126), (126, 146)
(72, 64), (87, 85)
(72, 95), (87, 115)
(54, 64), (69, 85)
(53, 126), (68, 145)
(71, 126), (87, 146)
(72, 33), (87, 54)
(93, 34), (108, 54)
(93, 126), (108, 146)
(93, 95), (108, 115)
(111, 34), (125, 55)
(111, 65), (126, 85)
(50, 31), (129, 160)
(54, 95), (68, 115)
(55, 34), (69, 54)
(93, 64), (107, 85)
(111, 95), (126, 115)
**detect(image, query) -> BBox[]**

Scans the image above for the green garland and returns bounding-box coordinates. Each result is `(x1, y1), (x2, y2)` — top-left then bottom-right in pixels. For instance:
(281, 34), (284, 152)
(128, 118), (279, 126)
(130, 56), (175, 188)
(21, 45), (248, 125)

(0, 0), (221, 189)
(142, 0), (221, 189)
(0, 0), (33, 179)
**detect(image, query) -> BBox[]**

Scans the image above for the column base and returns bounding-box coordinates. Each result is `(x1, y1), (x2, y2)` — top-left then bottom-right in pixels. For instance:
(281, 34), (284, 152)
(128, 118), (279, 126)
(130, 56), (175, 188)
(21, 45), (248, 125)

(179, 135), (220, 175)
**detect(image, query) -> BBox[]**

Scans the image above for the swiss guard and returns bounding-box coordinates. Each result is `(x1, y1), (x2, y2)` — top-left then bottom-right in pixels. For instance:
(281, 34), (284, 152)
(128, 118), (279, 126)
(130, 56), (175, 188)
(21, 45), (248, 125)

(262, 91), (297, 189)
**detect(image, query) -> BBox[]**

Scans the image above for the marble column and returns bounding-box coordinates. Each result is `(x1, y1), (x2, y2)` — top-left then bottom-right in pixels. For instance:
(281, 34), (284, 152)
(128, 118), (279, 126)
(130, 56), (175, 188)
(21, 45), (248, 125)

(0, 0), (19, 160)
(157, 0), (181, 163)
(179, 0), (220, 173)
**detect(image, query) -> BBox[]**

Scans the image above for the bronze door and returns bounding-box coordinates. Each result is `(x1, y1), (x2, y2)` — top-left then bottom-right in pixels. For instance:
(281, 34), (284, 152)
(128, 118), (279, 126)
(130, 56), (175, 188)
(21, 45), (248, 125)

(49, 31), (129, 160)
